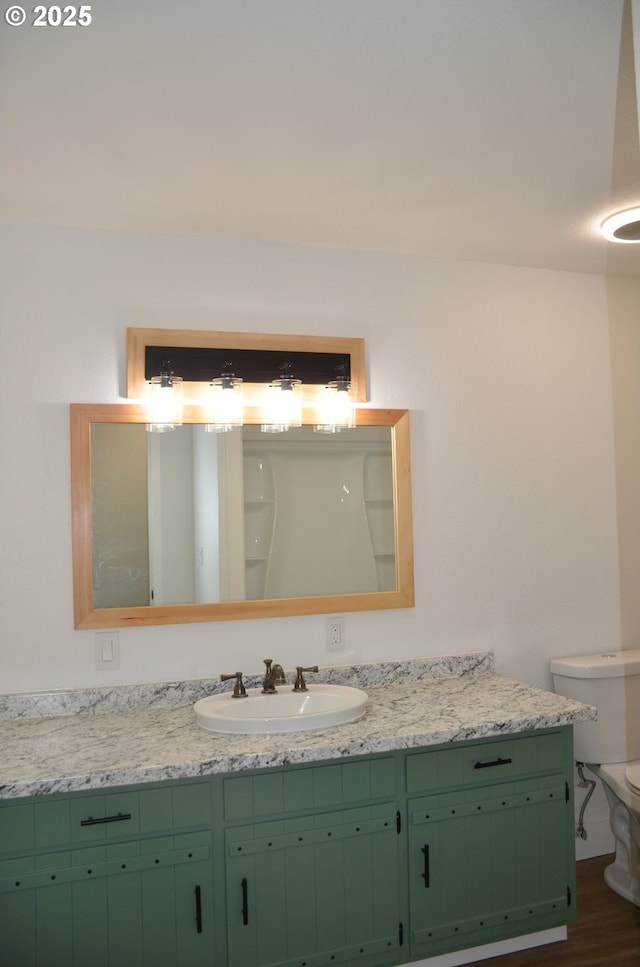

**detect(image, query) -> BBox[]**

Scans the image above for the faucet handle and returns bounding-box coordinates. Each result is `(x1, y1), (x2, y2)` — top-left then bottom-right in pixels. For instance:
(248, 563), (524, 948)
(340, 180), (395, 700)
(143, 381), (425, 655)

(293, 665), (319, 692)
(220, 672), (248, 698)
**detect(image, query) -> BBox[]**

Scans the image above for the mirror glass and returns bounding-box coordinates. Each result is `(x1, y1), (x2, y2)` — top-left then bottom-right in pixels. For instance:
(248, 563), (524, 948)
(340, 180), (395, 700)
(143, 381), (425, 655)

(71, 406), (414, 627)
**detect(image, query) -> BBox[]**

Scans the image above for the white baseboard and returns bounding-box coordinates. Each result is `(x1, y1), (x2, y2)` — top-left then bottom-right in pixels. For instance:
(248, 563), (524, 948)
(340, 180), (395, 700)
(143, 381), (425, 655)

(403, 927), (567, 967)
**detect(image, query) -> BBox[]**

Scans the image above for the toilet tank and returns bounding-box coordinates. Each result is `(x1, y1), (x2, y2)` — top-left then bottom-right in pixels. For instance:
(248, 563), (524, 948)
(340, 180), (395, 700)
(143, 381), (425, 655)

(550, 650), (640, 764)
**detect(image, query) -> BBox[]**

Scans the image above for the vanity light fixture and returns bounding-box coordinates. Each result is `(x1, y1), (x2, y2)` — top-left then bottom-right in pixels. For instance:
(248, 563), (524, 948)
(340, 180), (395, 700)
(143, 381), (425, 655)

(129, 330), (367, 428)
(203, 372), (244, 433)
(601, 206), (640, 243)
(261, 370), (303, 433)
(315, 373), (357, 433)
(146, 364), (183, 432)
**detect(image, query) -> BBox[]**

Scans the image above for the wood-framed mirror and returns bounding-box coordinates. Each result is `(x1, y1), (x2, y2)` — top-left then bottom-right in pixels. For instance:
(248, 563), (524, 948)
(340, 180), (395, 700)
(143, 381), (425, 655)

(71, 405), (414, 628)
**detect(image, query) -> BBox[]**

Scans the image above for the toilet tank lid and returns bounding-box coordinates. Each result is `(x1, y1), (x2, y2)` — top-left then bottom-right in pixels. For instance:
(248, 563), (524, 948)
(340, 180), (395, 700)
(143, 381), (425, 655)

(550, 649), (640, 678)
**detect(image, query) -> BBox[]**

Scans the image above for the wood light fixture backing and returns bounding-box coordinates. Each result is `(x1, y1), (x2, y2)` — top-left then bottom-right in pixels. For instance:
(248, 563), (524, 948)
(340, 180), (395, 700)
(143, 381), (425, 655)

(126, 328), (368, 405)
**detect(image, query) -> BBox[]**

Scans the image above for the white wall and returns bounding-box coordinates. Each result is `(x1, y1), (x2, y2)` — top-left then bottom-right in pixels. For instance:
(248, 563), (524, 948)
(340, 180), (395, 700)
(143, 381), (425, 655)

(0, 220), (630, 698)
(608, 276), (640, 650)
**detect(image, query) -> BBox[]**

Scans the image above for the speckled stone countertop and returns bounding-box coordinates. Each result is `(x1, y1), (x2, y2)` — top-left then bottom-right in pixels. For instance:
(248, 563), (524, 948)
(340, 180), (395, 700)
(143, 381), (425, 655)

(0, 653), (594, 800)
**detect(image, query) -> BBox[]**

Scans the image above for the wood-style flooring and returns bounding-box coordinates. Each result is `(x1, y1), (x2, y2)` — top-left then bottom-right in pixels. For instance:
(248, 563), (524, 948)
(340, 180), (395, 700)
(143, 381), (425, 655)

(475, 855), (640, 966)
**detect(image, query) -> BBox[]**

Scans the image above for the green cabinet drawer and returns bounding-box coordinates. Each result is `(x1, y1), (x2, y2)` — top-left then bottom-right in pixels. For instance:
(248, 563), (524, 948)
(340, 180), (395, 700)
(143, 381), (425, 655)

(406, 730), (569, 795)
(223, 755), (396, 821)
(0, 799), (75, 856)
(0, 782), (212, 856)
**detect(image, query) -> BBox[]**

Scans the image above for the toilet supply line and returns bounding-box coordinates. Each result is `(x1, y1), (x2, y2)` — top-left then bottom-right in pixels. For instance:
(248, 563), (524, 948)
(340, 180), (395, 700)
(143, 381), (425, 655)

(575, 761), (596, 840)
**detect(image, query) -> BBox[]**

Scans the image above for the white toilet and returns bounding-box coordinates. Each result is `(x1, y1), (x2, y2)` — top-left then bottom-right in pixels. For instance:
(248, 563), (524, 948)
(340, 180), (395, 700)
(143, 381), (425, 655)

(550, 649), (640, 907)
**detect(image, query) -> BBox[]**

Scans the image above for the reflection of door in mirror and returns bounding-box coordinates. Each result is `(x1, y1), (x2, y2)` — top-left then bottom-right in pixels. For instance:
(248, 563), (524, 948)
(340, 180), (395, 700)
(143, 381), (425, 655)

(145, 427), (246, 605)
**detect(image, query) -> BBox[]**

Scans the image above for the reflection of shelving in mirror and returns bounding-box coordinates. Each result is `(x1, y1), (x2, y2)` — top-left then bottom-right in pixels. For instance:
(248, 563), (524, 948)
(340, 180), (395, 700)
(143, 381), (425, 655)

(244, 501), (275, 560)
(363, 451), (396, 590)
(242, 451), (275, 598)
(374, 554), (396, 592)
(245, 559), (269, 600)
(364, 499), (395, 555)
(241, 428), (398, 598)
(363, 451), (394, 501)
(243, 454), (274, 502)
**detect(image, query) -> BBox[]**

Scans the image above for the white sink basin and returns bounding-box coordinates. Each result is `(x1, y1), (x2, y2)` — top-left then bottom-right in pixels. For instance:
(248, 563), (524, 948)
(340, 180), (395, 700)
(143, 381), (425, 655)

(194, 684), (368, 735)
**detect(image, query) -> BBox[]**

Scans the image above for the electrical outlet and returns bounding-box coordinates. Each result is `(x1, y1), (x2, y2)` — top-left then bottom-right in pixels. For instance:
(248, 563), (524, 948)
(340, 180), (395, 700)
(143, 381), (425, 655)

(326, 616), (346, 651)
(95, 631), (120, 670)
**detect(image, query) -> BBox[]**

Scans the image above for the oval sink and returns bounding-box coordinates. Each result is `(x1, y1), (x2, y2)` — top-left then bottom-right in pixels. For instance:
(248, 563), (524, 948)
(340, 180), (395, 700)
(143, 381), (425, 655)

(194, 684), (368, 735)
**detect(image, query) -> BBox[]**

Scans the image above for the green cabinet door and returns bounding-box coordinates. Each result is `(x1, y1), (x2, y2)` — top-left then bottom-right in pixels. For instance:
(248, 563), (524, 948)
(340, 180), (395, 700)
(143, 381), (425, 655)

(0, 831), (214, 966)
(407, 774), (572, 959)
(225, 802), (402, 967)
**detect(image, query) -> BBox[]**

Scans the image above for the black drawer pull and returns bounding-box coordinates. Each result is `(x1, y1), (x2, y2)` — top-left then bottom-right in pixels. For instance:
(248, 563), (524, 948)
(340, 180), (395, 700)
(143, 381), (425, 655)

(195, 884), (202, 934)
(473, 757), (512, 770)
(241, 877), (249, 925)
(421, 844), (430, 888)
(80, 812), (132, 827)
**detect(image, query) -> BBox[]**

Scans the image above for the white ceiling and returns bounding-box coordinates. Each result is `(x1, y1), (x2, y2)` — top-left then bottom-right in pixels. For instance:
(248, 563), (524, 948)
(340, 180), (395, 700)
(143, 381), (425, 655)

(2, 0), (640, 276)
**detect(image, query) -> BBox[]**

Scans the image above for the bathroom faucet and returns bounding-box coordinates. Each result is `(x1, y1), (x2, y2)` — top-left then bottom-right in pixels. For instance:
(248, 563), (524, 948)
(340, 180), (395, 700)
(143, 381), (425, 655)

(220, 671), (248, 698)
(293, 665), (319, 692)
(262, 659), (286, 694)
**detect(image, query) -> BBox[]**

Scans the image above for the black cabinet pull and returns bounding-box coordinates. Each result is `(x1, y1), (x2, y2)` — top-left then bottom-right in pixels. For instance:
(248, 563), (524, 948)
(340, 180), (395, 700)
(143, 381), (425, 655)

(473, 756), (512, 770)
(194, 885), (202, 934)
(241, 877), (249, 925)
(421, 844), (430, 888)
(80, 812), (132, 827)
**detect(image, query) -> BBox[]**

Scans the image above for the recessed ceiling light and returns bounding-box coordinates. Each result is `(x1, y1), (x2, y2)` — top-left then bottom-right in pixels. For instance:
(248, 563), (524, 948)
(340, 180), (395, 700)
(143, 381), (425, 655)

(601, 207), (640, 243)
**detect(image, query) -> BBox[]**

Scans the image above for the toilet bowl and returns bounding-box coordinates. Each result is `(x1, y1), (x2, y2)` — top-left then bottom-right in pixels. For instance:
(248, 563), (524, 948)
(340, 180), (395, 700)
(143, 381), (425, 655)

(591, 760), (640, 905)
(551, 649), (640, 907)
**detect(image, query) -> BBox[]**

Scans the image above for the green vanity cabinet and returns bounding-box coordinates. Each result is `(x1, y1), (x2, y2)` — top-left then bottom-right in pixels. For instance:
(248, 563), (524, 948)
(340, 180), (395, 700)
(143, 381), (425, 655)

(0, 781), (215, 967)
(404, 729), (576, 960)
(0, 727), (576, 967)
(221, 756), (403, 967)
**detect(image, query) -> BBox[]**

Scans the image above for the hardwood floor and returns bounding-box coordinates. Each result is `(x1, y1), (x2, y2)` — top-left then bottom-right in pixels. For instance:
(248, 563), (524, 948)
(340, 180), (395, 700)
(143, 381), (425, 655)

(475, 855), (640, 967)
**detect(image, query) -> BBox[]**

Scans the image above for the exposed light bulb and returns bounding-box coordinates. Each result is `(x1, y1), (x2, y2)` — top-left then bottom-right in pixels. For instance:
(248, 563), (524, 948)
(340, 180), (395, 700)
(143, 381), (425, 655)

(204, 374), (243, 432)
(315, 378), (356, 433)
(261, 376), (303, 433)
(146, 371), (183, 432)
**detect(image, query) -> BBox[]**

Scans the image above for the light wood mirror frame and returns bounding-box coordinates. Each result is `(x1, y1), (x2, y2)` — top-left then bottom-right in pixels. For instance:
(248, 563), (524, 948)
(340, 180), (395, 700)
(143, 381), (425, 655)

(126, 328), (368, 403)
(71, 405), (414, 629)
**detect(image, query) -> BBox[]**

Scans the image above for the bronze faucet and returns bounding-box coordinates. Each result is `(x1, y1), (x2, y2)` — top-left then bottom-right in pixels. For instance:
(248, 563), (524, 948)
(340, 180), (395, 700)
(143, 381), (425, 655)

(262, 659), (286, 694)
(220, 671), (248, 698)
(293, 665), (319, 692)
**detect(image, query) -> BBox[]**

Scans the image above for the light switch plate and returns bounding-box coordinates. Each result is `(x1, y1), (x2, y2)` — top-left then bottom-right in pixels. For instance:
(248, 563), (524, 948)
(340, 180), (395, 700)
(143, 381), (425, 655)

(95, 631), (120, 670)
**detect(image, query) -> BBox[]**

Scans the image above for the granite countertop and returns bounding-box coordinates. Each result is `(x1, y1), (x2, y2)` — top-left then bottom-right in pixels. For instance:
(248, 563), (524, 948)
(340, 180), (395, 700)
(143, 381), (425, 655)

(0, 654), (595, 800)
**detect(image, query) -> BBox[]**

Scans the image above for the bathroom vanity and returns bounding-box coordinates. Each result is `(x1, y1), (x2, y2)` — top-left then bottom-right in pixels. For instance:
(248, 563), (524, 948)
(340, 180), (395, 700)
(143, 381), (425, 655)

(0, 655), (594, 967)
